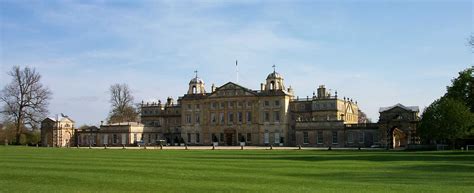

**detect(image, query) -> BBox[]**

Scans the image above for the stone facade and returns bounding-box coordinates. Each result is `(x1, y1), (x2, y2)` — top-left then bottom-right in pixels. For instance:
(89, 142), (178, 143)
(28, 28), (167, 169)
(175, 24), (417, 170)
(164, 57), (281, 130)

(141, 97), (181, 145)
(42, 70), (420, 149)
(40, 116), (75, 147)
(293, 103), (419, 148)
(378, 104), (420, 149)
(138, 69), (398, 147)
(75, 122), (162, 146)
(142, 70), (294, 146)
(145, 70), (420, 148)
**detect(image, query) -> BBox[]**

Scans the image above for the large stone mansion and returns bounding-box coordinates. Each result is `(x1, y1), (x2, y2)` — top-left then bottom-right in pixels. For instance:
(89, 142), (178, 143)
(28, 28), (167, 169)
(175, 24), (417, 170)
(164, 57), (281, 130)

(42, 69), (420, 149)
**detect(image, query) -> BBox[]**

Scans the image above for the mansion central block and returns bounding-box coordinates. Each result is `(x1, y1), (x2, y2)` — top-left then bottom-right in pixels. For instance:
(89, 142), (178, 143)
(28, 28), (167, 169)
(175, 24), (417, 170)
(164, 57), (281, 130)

(68, 69), (420, 148)
(140, 70), (359, 147)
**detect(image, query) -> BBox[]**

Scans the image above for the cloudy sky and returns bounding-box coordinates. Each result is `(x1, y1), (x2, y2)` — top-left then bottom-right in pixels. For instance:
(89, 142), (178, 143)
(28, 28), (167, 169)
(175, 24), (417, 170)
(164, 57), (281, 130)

(1, 0), (472, 126)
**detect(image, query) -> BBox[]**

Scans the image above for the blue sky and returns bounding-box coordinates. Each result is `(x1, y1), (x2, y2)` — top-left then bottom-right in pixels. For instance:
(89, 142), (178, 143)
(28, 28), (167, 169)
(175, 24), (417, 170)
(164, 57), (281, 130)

(1, 0), (472, 126)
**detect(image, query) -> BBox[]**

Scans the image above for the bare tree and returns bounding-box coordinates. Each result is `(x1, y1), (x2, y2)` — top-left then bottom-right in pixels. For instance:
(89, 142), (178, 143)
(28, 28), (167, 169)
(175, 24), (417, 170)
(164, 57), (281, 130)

(0, 66), (52, 144)
(108, 83), (138, 123)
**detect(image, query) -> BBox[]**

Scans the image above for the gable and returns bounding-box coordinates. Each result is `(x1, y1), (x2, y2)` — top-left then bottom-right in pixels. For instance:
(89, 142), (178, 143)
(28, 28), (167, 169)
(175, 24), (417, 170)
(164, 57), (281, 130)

(383, 106), (412, 114)
(346, 104), (354, 114)
(42, 117), (75, 123)
(209, 82), (257, 97)
(379, 103), (419, 113)
(42, 118), (56, 123)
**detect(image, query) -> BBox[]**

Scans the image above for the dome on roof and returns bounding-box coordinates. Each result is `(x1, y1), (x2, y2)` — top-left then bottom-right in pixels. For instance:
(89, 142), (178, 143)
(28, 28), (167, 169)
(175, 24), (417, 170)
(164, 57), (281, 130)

(188, 74), (206, 94)
(267, 71), (283, 79)
(189, 77), (204, 84)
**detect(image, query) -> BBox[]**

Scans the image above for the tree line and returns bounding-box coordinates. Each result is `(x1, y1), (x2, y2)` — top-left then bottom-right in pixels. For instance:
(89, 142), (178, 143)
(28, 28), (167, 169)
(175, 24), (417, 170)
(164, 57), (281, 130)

(0, 66), (139, 145)
(418, 67), (474, 147)
(417, 36), (474, 147)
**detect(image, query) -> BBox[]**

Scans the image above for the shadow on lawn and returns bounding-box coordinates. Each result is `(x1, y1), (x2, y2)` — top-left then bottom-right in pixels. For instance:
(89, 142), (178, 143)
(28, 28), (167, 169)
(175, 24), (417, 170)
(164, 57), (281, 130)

(394, 164), (474, 173)
(282, 166), (474, 187)
(271, 154), (474, 163)
(189, 151), (474, 164)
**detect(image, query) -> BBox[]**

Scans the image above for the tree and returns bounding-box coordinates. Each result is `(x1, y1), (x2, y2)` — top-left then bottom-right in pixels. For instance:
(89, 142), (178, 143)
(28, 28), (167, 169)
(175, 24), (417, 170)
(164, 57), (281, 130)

(108, 83), (138, 123)
(358, 110), (371, 123)
(419, 97), (474, 146)
(445, 67), (474, 112)
(0, 122), (16, 144)
(0, 66), (52, 144)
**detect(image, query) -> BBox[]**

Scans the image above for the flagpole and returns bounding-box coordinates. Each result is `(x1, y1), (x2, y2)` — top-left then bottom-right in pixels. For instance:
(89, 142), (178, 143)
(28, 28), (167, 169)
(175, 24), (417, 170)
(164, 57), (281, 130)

(236, 60), (239, 83)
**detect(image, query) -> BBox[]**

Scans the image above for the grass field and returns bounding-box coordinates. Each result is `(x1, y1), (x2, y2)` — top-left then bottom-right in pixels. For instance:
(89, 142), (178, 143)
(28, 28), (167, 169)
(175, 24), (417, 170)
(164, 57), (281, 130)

(0, 147), (473, 193)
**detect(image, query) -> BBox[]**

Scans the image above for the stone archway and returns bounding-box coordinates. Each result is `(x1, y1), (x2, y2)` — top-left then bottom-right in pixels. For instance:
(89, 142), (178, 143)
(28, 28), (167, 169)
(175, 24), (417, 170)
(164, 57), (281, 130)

(390, 127), (407, 149)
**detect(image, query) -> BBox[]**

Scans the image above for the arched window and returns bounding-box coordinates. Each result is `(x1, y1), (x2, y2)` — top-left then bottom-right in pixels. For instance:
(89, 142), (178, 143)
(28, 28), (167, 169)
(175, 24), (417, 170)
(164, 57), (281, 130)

(192, 86), (197, 94)
(270, 81), (275, 90)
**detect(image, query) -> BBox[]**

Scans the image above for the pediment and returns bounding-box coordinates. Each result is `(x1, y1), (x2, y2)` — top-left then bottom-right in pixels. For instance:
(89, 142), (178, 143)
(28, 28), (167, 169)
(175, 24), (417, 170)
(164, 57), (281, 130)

(379, 103), (419, 113)
(346, 104), (354, 114)
(388, 107), (407, 113)
(210, 82), (257, 97)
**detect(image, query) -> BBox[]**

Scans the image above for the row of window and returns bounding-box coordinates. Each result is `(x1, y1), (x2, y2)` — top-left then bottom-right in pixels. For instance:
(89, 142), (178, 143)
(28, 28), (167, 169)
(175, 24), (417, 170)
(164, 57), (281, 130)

(312, 102), (336, 110)
(185, 114), (200, 124)
(145, 121), (161, 127)
(210, 112), (253, 124)
(210, 133), (252, 142)
(144, 118), (180, 126)
(345, 114), (357, 122)
(142, 109), (180, 115)
(187, 133), (200, 143)
(79, 133), (161, 145)
(263, 111), (280, 122)
(185, 100), (282, 110)
(216, 90), (246, 96)
(302, 131), (369, 145)
(303, 131), (337, 144)
(347, 132), (365, 144)
(263, 132), (283, 144)
(185, 111), (282, 125)
(210, 101), (254, 109)
(264, 100), (280, 107)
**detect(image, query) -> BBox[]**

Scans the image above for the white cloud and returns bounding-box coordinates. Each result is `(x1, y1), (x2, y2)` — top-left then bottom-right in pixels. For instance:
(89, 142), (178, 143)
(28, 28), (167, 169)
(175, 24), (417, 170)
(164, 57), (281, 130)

(1, 1), (470, 125)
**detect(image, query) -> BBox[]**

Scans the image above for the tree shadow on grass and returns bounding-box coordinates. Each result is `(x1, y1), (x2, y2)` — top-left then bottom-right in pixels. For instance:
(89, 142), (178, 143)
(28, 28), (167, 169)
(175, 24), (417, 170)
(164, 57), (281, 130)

(189, 151), (474, 164)
(394, 164), (474, 174)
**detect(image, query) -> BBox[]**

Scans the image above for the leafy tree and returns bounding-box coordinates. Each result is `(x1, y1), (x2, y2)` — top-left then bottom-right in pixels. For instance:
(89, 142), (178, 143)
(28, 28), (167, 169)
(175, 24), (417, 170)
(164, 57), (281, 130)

(0, 122), (40, 145)
(0, 122), (16, 144)
(26, 130), (41, 145)
(108, 83), (139, 123)
(0, 66), (52, 144)
(445, 67), (474, 112)
(419, 97), (474, 145)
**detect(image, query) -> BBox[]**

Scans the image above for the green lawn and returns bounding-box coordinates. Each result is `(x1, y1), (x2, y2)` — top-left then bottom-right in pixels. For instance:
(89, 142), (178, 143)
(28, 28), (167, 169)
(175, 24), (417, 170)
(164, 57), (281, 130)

(0, 147), (473, 193)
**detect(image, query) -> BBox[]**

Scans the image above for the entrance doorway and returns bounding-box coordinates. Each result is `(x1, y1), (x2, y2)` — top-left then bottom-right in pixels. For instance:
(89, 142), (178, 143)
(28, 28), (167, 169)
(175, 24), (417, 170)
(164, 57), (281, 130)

(225, 133), (234, 146)
(391, 127), (407, 149)
(224, 129), (236, 146)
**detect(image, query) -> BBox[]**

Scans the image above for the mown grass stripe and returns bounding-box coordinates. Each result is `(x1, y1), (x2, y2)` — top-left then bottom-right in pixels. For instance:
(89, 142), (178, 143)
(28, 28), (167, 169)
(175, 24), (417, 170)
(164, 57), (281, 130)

(0, 147), (472, 193)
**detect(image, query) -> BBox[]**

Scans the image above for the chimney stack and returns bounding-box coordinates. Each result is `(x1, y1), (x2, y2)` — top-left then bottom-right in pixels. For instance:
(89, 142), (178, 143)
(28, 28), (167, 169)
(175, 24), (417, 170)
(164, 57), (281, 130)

(317, 85), (326, 99)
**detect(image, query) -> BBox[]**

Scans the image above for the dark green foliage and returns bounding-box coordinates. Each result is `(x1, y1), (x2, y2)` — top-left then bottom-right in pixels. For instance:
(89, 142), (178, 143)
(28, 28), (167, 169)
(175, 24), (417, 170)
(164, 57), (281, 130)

(420, 67), (474, 144)
(445, 67), (474, 112)
(419, 98), (474, 144)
